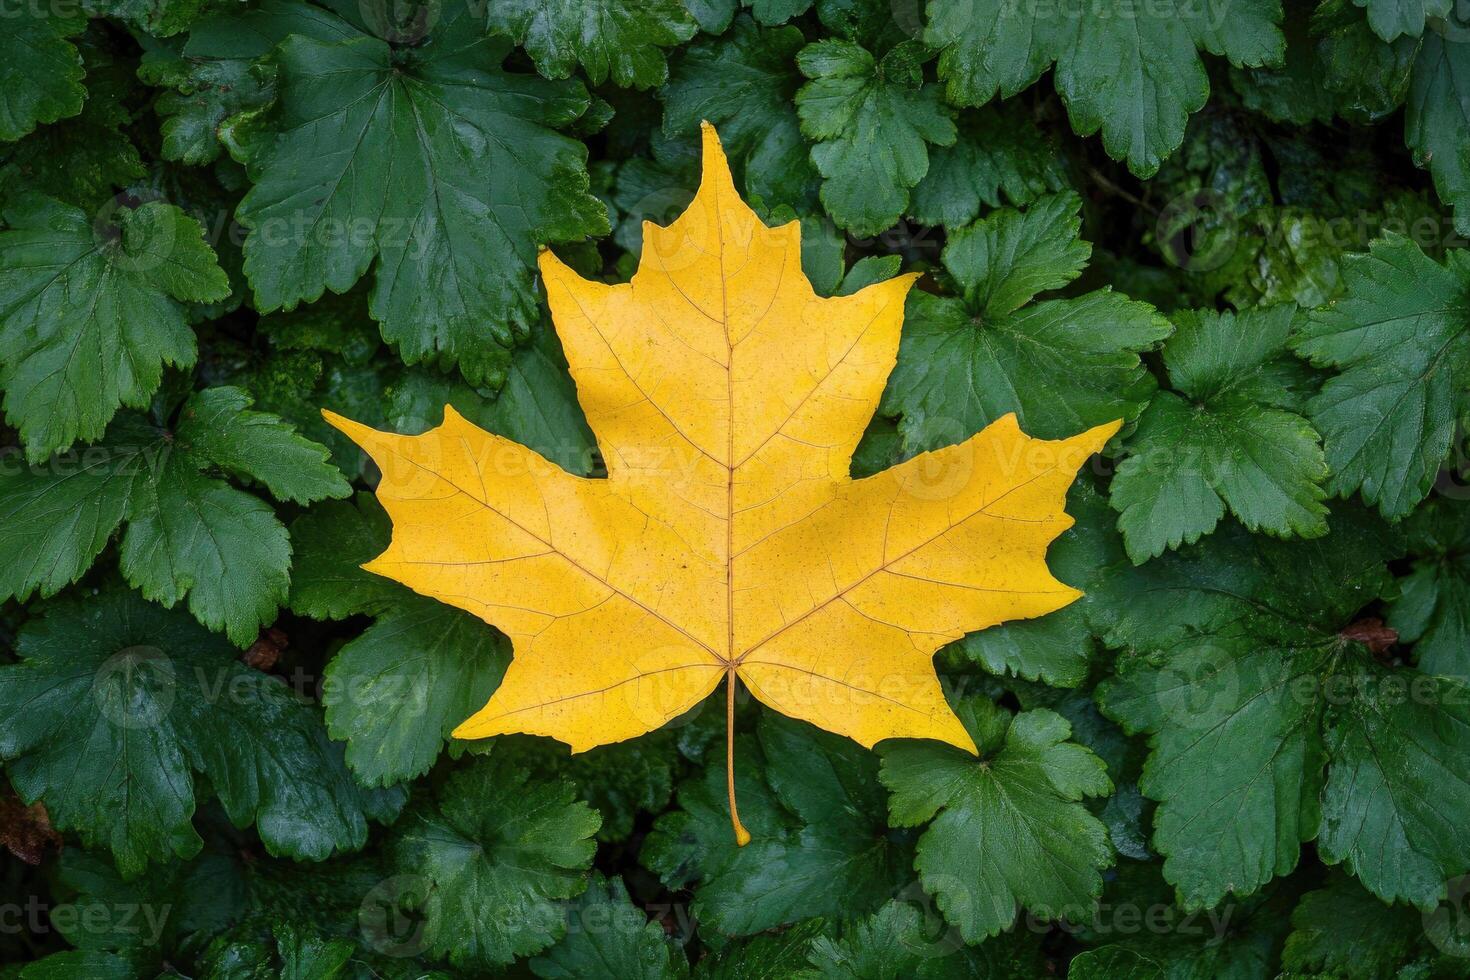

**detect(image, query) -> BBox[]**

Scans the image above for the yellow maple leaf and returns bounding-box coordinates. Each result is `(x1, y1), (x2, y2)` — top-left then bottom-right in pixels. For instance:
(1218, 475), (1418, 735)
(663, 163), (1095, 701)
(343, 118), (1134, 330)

(325, 123), (1117, 844)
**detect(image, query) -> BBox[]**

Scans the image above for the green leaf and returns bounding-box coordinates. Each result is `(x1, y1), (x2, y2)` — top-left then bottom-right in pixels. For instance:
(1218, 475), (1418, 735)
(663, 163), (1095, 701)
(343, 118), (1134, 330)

(227, 324), (391, 485)
(445, 321), (592, 466)
(1230, 7), (1341, 124)
(1068, 862), (1294, 980)
(237, 0), (608, 387)
(52, 844), (243, 953)
(258, 290), (380, 365)
(1283, 872), (1421, 977)
(1098, 513), (1470, 909)
(1354, 0), (1453, 39)
(924, 0), (1283, 176)
(1092, 508), (1400, 657)
(288, 492), (510, 786)
(510, 734), (678, 843)
(684, 0), (736, 32)
(0, 438), (145, 603)
(0, 197), (229, 461)
(643, 712), (911, 936)
(0, 586), (390, 877)
(661, 15), (817, 212)
(692, 920), (826, 979)
(139, 46), (274, 167)
(606, 147), (696, 257)
(487, 0), (696, 89)
(881, 194), (1169, 451)
(287, 925), (355, 977)
(174, 386), (349, 504)
(886, 287), (1167, 449)
(803, 901), (934, 978)
(274, 921), (356, 979)
(119, 464), (291, 647)
(1317, 663), (1470, 907)
(908, 103), (1070, 228)
(16, 952), (143, 980)
(389, 754), (599, 968)
(530, 874), (689, 979)
(0, 4), (84, 142)
(1047, 12), (1213, 179)
(0, 399), (329, 645)
(943, 191), (1090, 316)
(1293, 234), (1470, 519)
(1094, 557), (1329, 911)
(287, 492), (404, 620)
(200, 849), (454, 975)
(388, 321), (597, 476)
(795, 39), (956, 236)
(804, 899), (1048, 978)
(0, 40), (144, 211)
(749, 0), (811, 25)
(1283, 870), (1470, 976)
(1389, 497), (1470, 678)
(1146, 104), (1438, 310)
(923, 0), (1057, 106)
(195, 919), (359, 979)
(135, 0), (349, 165)
(837, 254), (903, 296)
(324, 599), (507, 787)
(1318, 1), (1419, 122)
(880, 699), (1113, 942)
(1111, 306), (1329, 562)
(1407, 30), (1470, 239)
(85, 0), (224, 36)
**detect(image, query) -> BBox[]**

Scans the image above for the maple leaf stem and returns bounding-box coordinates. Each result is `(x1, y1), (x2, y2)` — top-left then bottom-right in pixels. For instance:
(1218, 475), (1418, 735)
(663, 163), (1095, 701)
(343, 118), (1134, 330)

(726, 670), (751, 847)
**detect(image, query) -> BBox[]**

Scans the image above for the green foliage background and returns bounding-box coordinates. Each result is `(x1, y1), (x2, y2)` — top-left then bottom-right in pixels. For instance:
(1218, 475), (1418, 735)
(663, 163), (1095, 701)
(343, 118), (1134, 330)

(4, 0), (1470, 975)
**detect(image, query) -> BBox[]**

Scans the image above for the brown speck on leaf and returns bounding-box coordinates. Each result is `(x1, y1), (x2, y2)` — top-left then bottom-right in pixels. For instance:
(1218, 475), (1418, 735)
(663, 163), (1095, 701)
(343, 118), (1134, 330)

(0, 788), (60, 865)
(1340, 618), (1397, 655)
(242, 627), (288, 671)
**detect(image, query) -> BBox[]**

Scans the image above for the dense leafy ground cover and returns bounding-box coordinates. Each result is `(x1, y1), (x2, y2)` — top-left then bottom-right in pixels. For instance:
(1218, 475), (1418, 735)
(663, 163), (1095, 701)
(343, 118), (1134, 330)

(4, 0), (1470, 976)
